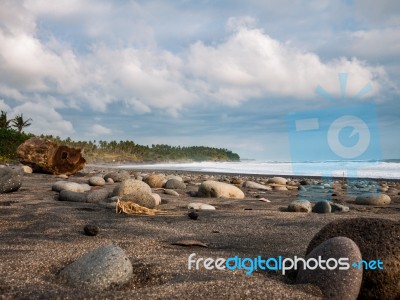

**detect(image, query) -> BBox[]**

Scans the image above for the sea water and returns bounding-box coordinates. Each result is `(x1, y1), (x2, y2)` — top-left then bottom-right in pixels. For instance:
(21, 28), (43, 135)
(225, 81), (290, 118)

(119, 160), (400, 179)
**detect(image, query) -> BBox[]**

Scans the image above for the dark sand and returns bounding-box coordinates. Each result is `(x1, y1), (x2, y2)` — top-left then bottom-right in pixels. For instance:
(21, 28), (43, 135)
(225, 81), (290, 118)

(0, 166), (399, 299)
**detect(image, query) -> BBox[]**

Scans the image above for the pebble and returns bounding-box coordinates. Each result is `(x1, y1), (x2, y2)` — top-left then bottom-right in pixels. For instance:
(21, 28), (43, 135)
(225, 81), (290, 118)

(151, 193), (162, 205)
(243, 181), (272, 190)
(21, 165), (33, 173)
(188, 211), (199, 220)
(104, 171), (130, 182)
(144, 174), (165, 188)
(59, 244), (133, 290)
(312, 201), (331, 213)
(197, 180), (244, 199)
(112, 179), (152, 197)
(297, 237), (363, 300)
(52, 181), (91, 193)
(164, 189), (179, 196)
(164, 179), (186, 189)
(58, 190), (87, 202)
(330, 203), (350, 212)
(188, 202), (216, 210)
(89, 176), (106, 186)
(355, 193), (391, 205)
(121, 192), (157, 209)
(84, 225), (99, 236)
(86, 189), (110, 204)
(267, 177), (287, 185)
(288, 200), (312, 213)
(258, 198), (271, 202)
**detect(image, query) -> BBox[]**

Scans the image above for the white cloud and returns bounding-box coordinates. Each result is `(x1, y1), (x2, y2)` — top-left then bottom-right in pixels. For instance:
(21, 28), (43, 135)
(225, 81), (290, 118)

(11, 102), (74, 136)
(187, 26), (386, 105)
(89, 124), (112, 136)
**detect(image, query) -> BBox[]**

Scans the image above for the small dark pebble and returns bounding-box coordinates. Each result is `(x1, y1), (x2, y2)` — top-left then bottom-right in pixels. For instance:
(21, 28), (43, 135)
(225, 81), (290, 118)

(244, 208), (253, 210)
(332, 193), (337, 196)
(188, 211), (199, 220)
(84, 224), (99, 236)
(188, 191), (197, 197)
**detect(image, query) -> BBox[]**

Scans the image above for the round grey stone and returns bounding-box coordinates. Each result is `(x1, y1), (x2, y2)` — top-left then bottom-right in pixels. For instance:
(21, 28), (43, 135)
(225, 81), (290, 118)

(52, 181), (91, 193)
(312, 201), (331, 213)
(86, 189), (110, 204)
(0, 167), (22, 193)
(59, 190), (87, 202)
(112, 179), (152, 197)
(297, 236), (363, 300)
(355, 193), (391, 205)
(121, 192), (157, 209)
(243, 181), (272, 190)
(164, 179), (186, 189)
(104, 171), (130, 183)
(89, 176), (106, 186)
(59, 244), (133, 290)
(288, 200), (312, 213)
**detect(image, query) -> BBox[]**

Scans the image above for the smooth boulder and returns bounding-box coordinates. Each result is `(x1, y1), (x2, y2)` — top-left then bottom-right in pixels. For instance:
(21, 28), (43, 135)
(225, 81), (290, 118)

(243, 181), (271, 190)
(104, 171), (130, 183)
(59, 190), (87, 202)
(312, 201), (331, 213)
(297, 236), (363, 300)
(164, 179), (186, 189)
(188, 203), (216, 210)
(197, 180), (245, 199)
(267, 177), (287, 185)
(52, 181), (91, 193)
(112, 179), (152, 197)
(121, 192), (157, 209)
(59, 244), (133, 290)
(355, 193), (391, 205)
(86, 189), (110, 204)
(89, 176), (106, 186)
(144, 174), (165, 188)
(288, 200), (312, 213)
(306, 218), (400, 299)
(0, 167), (22, 193)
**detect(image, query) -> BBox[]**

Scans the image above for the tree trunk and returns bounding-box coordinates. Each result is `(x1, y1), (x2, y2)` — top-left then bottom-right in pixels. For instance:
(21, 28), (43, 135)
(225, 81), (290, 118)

(17, 137), (86, 175)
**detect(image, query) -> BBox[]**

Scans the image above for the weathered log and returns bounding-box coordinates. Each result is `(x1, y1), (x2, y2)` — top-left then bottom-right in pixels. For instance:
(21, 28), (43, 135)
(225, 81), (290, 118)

(16, 137), (86, 175)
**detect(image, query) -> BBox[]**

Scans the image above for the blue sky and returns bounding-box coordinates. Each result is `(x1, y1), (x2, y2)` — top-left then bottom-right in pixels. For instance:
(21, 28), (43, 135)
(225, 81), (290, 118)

(0, 0), (399, 160)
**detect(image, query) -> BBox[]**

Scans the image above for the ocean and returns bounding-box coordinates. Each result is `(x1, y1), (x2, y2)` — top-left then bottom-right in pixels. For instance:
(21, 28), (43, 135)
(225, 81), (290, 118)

(118, 160), (400, 179)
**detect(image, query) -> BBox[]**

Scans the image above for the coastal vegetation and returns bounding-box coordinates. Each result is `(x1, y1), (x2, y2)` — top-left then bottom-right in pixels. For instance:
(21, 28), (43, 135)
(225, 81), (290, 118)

(0, 112), (240, 163)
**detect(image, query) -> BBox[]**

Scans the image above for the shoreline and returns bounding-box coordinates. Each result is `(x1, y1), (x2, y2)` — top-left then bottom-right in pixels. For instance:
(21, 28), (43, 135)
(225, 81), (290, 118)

(0, 164), (399, 298)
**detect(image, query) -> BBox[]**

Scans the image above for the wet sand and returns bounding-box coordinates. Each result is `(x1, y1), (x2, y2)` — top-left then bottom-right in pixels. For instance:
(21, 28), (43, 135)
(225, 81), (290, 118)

(0, 166), (399, 299)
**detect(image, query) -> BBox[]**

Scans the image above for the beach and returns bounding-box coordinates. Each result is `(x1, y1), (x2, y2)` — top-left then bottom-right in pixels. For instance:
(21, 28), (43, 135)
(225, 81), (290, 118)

(0, 165), (399, 299)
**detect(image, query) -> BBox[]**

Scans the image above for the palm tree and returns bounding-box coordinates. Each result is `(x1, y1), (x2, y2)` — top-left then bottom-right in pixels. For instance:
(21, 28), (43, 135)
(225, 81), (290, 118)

(12, 113), (32, 133)
(0, 111), (13, 129)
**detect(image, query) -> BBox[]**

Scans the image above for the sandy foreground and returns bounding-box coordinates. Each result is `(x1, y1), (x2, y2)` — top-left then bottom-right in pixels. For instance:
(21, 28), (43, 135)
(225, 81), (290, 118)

(0, 165), (399, 299)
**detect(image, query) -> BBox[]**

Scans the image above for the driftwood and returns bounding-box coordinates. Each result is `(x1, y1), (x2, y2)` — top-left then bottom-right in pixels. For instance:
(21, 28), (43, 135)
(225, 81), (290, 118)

(17, 137), (86, 175)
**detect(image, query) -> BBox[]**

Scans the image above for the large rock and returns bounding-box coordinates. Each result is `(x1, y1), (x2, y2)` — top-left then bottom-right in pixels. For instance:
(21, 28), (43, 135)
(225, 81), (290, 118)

(306, 218), (400, 299)
(120, 192), (157, 209)
(197, 180), (245, 199)
(104, 171), (130, 183)
(243, 181), (272, 190)
(112, 179), (152, 197)
(59, 244), (133, 290)
(288, 200), (312, 213)
(164, 179), (186, 189)
(355, 193), (391, 205)
(144, 174), (165, 188)
(267, 177), (287, 185)
(52, 181), (91, 193)
(16, 137), (86, 175)
(297, 237), (363, 300)
(0, 167), (22, 193)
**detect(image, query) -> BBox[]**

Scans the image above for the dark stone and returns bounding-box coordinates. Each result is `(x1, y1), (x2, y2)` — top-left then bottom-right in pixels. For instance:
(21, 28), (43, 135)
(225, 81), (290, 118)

(84, 225), (99, 236)
(297, 237), (363, 300)
(306, 218), (400, 299)
(165, 179), (186, 189)
(188, 211), (199, 220)
(86, 188), (110, 203)
(299, 179), (308, 185)
(312, 201), (331, 213)
(0, 167), (22, 193)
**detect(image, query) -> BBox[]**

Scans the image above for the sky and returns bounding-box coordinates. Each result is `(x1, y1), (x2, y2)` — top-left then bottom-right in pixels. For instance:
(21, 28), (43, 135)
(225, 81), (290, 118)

(0, 0), (399, 160)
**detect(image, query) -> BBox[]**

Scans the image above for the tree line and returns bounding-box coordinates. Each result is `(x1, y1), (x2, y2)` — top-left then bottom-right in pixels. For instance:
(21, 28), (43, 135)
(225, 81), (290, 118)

(0, 111), (240, 163)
